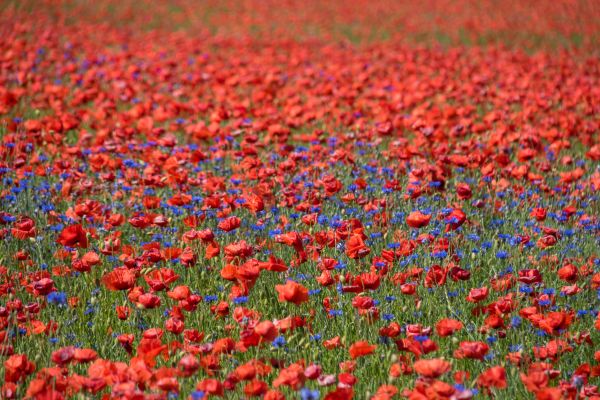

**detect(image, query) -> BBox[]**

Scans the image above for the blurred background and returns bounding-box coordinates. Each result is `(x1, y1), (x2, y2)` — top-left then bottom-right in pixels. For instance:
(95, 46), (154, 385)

(2, 0), (600, 52)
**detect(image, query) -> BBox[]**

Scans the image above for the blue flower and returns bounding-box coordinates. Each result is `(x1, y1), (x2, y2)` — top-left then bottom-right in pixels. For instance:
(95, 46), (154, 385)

(519, 286), (533, 294)
(382, 313), (394, 321)
(233, 296), (248, 304)
(300, 388), (320, 400)
(273, 336), (286, 348)
(191, 391), (205, 400)
(204, 295), (218, 303)
(432, 250), (448, 259)
(496, 250), (509, 259)
(511, 316), (522, 328)
(47, 292), (67, 306)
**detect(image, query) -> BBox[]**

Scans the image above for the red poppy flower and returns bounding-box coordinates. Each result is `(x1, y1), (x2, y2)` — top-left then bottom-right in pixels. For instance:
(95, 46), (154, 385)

(435, 319), (463, 337)
(345, 234), (371, 259)
(518, 269), (543, 285)
(324, 336), (343, 349)
(454, 341), (490, 360)
(466, 287), (489, 303)
(444, 208), (466, 231)
(218, 216), (241, 232)
(4, 354), (35, 383)
(348, 341), (376, 359)
(413, 359), (452, 378)
(406, 211), (431, 228)
(254, 321), (277, 342)
(56, 224), (88, 248)
(477, 366), (507, 389)
(11, 216), (36, 239)
(275, 280), (309, 305)
(273, 362), (306, 390)
(557, 263), (578, 283)
(101, 267), (137, 291)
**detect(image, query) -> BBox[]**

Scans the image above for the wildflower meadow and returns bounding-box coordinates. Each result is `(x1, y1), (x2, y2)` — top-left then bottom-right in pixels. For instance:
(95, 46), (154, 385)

(1, 1), (600, 399)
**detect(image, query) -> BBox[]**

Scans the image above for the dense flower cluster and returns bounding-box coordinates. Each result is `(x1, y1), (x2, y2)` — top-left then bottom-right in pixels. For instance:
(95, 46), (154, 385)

(1, 1), (600, 399)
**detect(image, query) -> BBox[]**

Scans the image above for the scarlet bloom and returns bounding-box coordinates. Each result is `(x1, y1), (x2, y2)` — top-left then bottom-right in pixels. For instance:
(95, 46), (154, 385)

(178, 354), (200, 377)
(273, 362), (306, 390)
(413, 358), (451, 378)
(254, 321), (277, 342)
(51, 346), (75, 366)
(324, 336), (343, 349)
(406, 211), (431, 228)
(537, 234), (557, 249)
(137, 293), (161, 309)
(518, 269), (543, 285)
(56, 224), (88, 248)
(11, 216), (36, 239)
(538, 311), (573, 335)
(530, 208), (547, 221)
(261, 256), (288, 272)
(196, 379), (223, 396)
(557, 263), (578, 283)
(466, 287), (489, 303)
(144, 268), (179, 291)
(348, 341), (376, 359)
(102, 267), (137, 291)
(477, 366), (507, 389)
(116, 305), (130, 320)
(244, 380), (268, 396)
(275, 280), (309, 305)
(435, 319), (463, 337)
(235, 363), (257, 381)
(31, 278), (55, 296)
(454, 341), (490, 360)
(424, 265), (447, 287)
(218, 216), (241, 232)
(444, 208), (466, 231)
(4, 354), (35, 383)
(73, 348), (98, 363)
(345, 234), (371, 259)
(167, 285), (191, 300)
(456, 183), (472, 200)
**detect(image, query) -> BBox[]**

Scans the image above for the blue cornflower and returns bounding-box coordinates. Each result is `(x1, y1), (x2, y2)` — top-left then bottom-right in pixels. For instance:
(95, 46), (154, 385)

(519, 285), (533, 294)
(191, 391), (205, 400)
(300, 388), (320, 400)
(511, 316), (522, 328)
(273, 336), (286, 348)
(233, 296), (248, 304)
(47, 292), (67, 306)
(496, 250), (509, 259)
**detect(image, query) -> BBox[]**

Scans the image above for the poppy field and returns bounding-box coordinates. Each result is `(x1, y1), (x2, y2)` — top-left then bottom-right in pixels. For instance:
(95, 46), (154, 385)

(1, 1), (600, 399)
